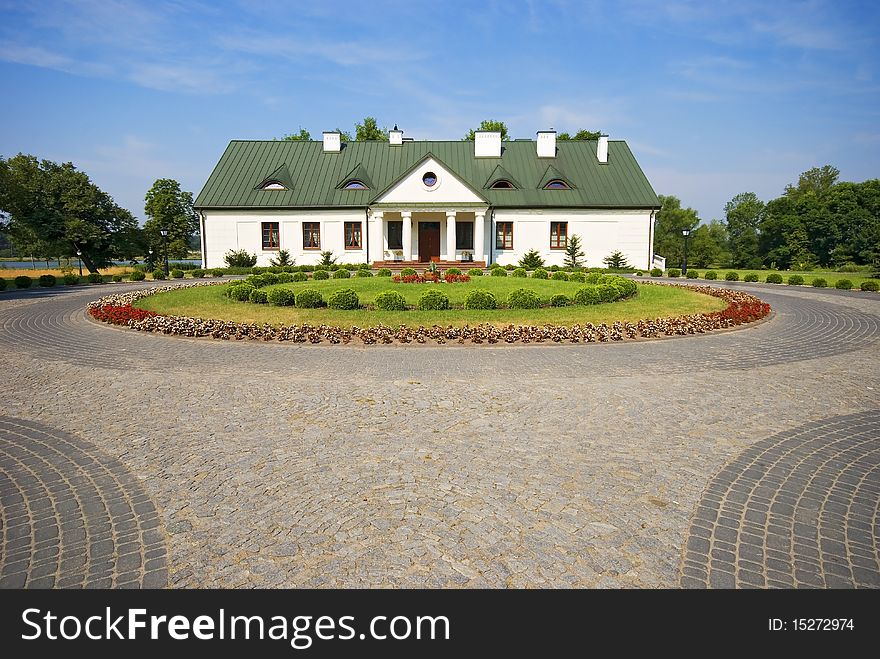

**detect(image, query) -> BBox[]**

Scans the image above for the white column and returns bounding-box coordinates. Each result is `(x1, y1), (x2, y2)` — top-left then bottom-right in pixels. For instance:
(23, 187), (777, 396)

(446, 211), (457, 261)
(401, 211), (412, 262)
(474, 211), (485, 263)
(371, 210), (384, 262)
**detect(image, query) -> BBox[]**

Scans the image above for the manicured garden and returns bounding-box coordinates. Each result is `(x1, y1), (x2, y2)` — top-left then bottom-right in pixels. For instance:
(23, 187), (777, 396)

(647, 267), (878, 291)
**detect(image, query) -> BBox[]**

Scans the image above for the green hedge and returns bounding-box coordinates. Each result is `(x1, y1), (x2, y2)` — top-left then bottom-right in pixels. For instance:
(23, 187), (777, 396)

(811, 277), (827, 288)
(468, 268), (483, 276)
(64, 273), (80, 285)
(507, 288), (541, 309)
(743, 273), (759, 282)
(835, 279), (853, 290)
(550, 294), (570, 307)
(765, 273), (783, 284)
(574, 286), (601, 305)
(704, 270), (717, 280)
(375, 291), (407, 311)
(313, 270), (329, 280)
(512, 268), (527, 278)
(725, 271), (739, 281)
(296, 289), (323, 308)
(267, 288), (296, 306)
(551, 271), (569, 281)
(490, 267), (508, 277)
(787, 275), (804, 286)
(333, 268), (351, 279)
(531, 268), (548, 280)
(377, 268), (392, 277)
(860, 280), (878, 292)
(39, 274), (57, 287)
(328, 288), (359, 309)
(418, 289), (450, 310)
(667, 269), (680, 278)
(464, 289), (497, 309)
(249, 289), (269, 304)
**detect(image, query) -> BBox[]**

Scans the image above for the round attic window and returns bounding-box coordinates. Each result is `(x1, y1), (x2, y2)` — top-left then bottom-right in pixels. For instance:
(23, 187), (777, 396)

(422, 171), (438, 188)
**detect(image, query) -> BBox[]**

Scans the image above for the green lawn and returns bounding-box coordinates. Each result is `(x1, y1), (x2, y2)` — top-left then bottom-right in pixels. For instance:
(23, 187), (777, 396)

(135, 279), (728, 328)
(659, 268), (877, 288)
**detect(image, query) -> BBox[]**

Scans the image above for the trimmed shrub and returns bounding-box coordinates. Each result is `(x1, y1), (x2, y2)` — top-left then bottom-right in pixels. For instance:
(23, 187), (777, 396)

(267, 288), (296, 306)
(551, 271), (569, 281)
(296, 289), (323, 308)
(507, 288), (541, 309)
(860, 280), (878, 292)
(152, 269), (166, 280)
(249, 289), (269, 304)
(260, 272), (279, 285)
(445, 267), (462, 275)
(333, 268), (351, 279)
(743, 273), (759, 282)
(377, 268), (392, 277)
(650, 268), (663, 277)
(837, 262), (862, 272)
(39, 274), (57, 287)
(569, 272), (586, 283)
(313, 270), (329, 280)
(292, 272), (308, 282)
(835, 279), (853, 290)
(276, 272), (293, 283)
(400, 268), (417, 277)
(574, 286), (601, 305)
(811, 277), (827, 288)
(375, 290), (407, 311)
(64, 274), (80, 285)
(550, 294), (570, 307)
(468, 268), (483, 276)
(685, 270), (699, 279)
(787, 274), (804, 286)
(417, 289), (449, 311)
(251, 266), (266, 275)
(224, 249), (257, 268)
(112, 274), (124, 282)
(549, 265), (559, 272)
(596, 284), (620, 303)
(704, 270), (717, 280)
(585, 272), (601, 285)
(490, 267), (508, 277)
(87, 273), (103, 284)
(724, 271), (740, 281)
(613, 277), (638, 297)
(328, 288), (359, 310)
(357, 262), (370, 270)
(505, 264), (516, 270)
(667, 268), (681, 278)
(531, 268), (548, 280)
(211, 269), (224, 277)
(356, 269), (373, 277)
(170, 269), (183, 279)
(464, 289), (497, 310)
(0, 277), (5, 290)
(512, 268), (528, 278)
(246, 275), (265, 288)
(765, 273), (783, 284)
(191, 270), (206, 278)
(229, 283), (255, 301)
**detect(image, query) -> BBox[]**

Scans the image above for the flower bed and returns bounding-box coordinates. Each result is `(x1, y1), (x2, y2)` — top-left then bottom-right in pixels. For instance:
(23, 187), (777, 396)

(87, 281), (771, 345)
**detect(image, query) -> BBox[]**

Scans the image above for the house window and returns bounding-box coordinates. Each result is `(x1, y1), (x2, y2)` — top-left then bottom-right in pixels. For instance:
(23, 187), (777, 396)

(550, 221), (568, 249)
(260, 181), (286, 190)
(544, 179), (570, 190)
(343, 180), (368, 190)
(262, 222), (280, 250)
(496, 222), (513, 250)
(303, 222), (320, 249)
(344, 221), (362, 249)
(456, 222), (474, 250)
(387, 221), (403, 250)
(490, 180), (514, 189)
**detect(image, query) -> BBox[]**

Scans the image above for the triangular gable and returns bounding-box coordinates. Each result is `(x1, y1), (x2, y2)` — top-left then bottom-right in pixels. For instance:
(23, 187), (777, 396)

(483, 164), (522, 189)
(537, 164), (575, 189)
(254, 163), (294, 190)
(372, 153), (488, 205)
(335, 163), (374, 190)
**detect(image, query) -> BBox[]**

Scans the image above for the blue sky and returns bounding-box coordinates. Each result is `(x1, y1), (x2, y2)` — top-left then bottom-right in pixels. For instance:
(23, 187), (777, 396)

(1, 0), (877, 223)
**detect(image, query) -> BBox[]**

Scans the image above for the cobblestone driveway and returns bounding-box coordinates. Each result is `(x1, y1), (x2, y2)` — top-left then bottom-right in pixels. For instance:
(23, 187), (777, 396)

(0, 281), (877, 588)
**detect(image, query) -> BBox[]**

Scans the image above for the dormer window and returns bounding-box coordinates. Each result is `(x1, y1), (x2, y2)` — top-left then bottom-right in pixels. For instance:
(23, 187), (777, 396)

(260, 180), (286, 190)
(543, 179), (570, 190)
(343, 180), (368, 190)
(490, 180), (515, 189)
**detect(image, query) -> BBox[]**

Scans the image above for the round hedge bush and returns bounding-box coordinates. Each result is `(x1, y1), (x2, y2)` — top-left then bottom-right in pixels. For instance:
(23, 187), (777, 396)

(860, 280), (878, 292)
(743, 273), (759, 282)
(87, 273), (103, 284)
(400, 268), (417, 277)
(835, 279), (853, 290)
(276, 272), (293, 283)
(249, 289), (269, 304)
(787, 274), (804, 286)
(704, 270), (717, 280)
(296, 289), (323, 308)
(596, 284), (621, 303)
(507, 288), (541, 309)
(811, 277), (827, 288)
(377, 268), (392, 277)
(490, 267), (508, 277)
(152, 270), (166, 280)
(418, 289), (450, 311)
(267, 288), (296, 306)
(130, 270), (146, 282)
(464, 289), (497, 310)
(550, 294), (570, 307)
(574, 286), (601, 305)
(356, 269), (373, 277)
(612, 277), (637, 297)
(551, 271), (569, 281)
(14, 275), (32, 288)
(171, 269), (184, 279)
(39, 274), (57, 287)
(667, 268), (681, 278)
(468, 268), (483, 277)
(585, 272), (601, 285)
(227, 283), (255, 301)
(313, 270), (329, 280)
(211, 269), (224, 277)
(251, 266), (265, 274)
(531, 268), (548, 280)
(112, 275), (124, 282)
(765, 273), (783, 284)
(292, 272), (308, 282)
(724, 271), (740, 281)
(246, 275), (265, 288)
(686, 270), (699, 279)
(191, 270), (206, 278)
(327, 288), (359, 309)
(261, 272), (279, 285)
(374, 290), (407, 311)
(512, 268), (528, 278)
(0, 277), (6, 291)
(64, 273), (80, 285)
(650, 268), (663, 277)
(568, 272), (586, 283)
(445, 267), (462, 275)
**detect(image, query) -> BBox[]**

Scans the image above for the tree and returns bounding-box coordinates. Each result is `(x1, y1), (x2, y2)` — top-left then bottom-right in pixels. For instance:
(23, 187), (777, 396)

(224, 249), (257, 268)
(354, 117), (388, 141)
(334, 128), (353, 142)
(144, 179), (199, 261)
(518, 249), (545, 269)
(0, 153), (139, 272)
(724, 192), (764, 268)
(269, 249), (294, 267)
(280, 129), (311, 141)
(564, 235), (585, 268)
(602, 250), (630, 269)
(653, 194), (700, 267)
(785, 165), (839, 200)
(688, 220), (729, 268)
(463, 120), (509, 141)
(319, 250), (337, 266)
(557, 130), (601, 140)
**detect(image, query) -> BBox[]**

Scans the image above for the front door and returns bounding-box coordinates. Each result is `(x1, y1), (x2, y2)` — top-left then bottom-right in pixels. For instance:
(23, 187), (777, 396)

(418, 222), (441, 262)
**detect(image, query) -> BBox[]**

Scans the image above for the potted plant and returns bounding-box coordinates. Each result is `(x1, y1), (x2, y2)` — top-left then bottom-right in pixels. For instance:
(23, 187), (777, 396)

(387, 249), (404, 261)
(461, 251), (473, 262)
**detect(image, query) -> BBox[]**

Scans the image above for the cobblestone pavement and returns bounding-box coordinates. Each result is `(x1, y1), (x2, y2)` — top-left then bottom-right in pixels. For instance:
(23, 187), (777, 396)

(0, 281), (877, 588)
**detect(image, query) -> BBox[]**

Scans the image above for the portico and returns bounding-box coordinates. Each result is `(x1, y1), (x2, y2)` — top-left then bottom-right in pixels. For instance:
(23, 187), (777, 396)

(370, 207), (488, 266)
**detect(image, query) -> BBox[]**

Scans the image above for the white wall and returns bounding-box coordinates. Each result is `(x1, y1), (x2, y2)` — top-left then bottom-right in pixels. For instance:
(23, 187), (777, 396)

(374, 157), (485, 206)
(202, 209), (368, 268)
(491, 209), (652, 270)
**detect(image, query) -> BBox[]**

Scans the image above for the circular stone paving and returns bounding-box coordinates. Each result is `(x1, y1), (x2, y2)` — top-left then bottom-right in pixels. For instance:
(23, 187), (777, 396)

(680, 410), (880, 588)
(0, 417), (167, 588)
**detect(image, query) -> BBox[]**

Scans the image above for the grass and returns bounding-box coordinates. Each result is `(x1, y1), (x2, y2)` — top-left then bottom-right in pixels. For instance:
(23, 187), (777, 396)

(663, 268), (877, 288)
(0, 265), (135, 278)
(134, 279), (728, 329)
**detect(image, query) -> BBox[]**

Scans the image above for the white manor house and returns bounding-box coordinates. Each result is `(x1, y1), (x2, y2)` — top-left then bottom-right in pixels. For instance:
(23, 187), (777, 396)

(195, 129), (660, 270)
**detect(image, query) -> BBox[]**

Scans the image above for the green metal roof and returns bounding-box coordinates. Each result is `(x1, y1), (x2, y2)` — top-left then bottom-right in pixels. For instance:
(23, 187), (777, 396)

(194, 139), (660, 209)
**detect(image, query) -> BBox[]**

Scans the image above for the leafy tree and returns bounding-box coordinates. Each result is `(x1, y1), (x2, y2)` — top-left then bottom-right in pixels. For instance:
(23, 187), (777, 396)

(557, 130), (601, 140)
(355, 117), (388, 141)
(602, 250), (630, 269)
(319, 250), (337, 266)
(269, 249), (294, 267)
(224, 249), (257, 267)
(280, 129), (311, 141)
(785, 165), (839, 200)
(463, 120), (509, 141)
(518, 249), (545, 269)
(653, 194), (700, 267)
(0, 153), (139, 272)
(334, 128), (353, 142)
(564, 235), (586, 268)
(724, 192), (764, 268)
(144, 178), (199, 260)
(688, 220), (729, 268)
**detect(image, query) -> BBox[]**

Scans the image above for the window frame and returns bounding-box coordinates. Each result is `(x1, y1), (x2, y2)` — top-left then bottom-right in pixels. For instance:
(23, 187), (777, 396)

(261, 221), (280, 251)
(387, 220), (403, 250)
(302, 222), (321, 250)
(343, 180), (368, 190)
(490, 179), (515, 189)
(550, 221), (568, 249)
(543, 179), (570, 190)
(495, 221), (514, 250)
(456, 221), (474, 250)
(344, 221), (363, 250)
(260, 180), (286, 190)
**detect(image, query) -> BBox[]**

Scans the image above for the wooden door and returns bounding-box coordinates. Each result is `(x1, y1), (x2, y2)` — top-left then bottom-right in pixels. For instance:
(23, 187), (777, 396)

(418, 222), (441, 262)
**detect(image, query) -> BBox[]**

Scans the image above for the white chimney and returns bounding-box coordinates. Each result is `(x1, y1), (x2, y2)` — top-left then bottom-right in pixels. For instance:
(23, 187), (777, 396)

(474, 130), (501, 157)
(597, 135), (608, 164)
(389, 125), (403, 146)
(322, 131), (341, 152)
(537, 130), (556, 157)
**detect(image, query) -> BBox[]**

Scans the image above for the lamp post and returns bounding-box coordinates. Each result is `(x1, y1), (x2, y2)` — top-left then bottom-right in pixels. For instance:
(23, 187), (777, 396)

(76, 249), (83, 277)
(681, 228), (691, 276)
(148, 248), (153, 269)
(159, 228), (169, 276)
